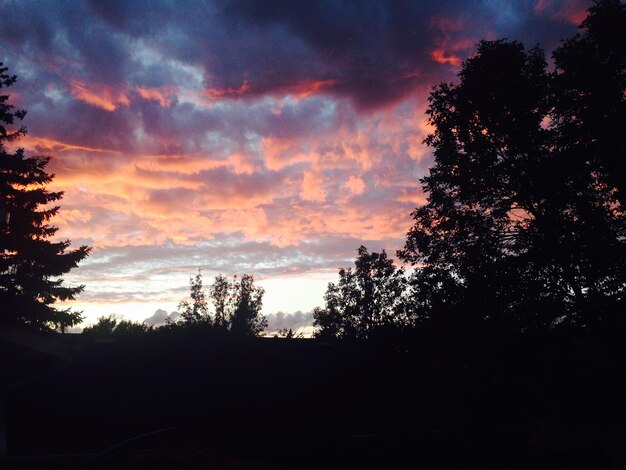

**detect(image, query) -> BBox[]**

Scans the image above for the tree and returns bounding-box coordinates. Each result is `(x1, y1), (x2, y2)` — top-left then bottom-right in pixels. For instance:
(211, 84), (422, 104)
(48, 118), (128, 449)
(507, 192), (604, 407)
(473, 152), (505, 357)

(178, 269), (211, 326)
(399, 1), (626, 330)
(172, 271), (267, 336)
(114, 318), (149, 335)
(209, 274), (230, 331)
(552, 0), (626, 206)
(229, 274), (267, 336)
(548, 0), (626, 328)
(81, 315), (118, 336)
(0, 63), (90, 331)
(313, 246), (411, 340)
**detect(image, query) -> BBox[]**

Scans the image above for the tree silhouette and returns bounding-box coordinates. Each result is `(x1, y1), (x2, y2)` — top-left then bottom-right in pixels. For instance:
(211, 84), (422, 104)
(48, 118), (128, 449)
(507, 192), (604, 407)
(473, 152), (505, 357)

(178, 269), (211, 326)
(171, 271), (266, 336)
(399, 1), (626, 330)
(113, 318), (149, 335)
(229, 274), (267, 336)
(0, 63), (91, 331)
(552, 0), (626, 207)
(82, 315), (148, 335)
(209, 274), (230, 331)
(81, 315), (118, 336)
(314, 246), (411, 340)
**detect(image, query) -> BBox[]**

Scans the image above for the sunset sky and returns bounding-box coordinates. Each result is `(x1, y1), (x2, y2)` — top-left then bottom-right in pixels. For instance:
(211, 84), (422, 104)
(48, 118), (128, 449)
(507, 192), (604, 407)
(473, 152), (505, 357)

(0, 0), (587, 332)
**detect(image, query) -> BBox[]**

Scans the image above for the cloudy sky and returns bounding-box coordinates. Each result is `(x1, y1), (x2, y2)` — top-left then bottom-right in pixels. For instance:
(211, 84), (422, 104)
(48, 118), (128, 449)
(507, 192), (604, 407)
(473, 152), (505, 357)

(0, 0), (587, 330)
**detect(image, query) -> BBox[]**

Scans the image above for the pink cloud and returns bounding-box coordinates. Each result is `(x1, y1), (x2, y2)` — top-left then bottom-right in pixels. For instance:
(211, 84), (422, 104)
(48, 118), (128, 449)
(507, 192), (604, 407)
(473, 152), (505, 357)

(261, 136), (312, 171)
(534, 0), (588, 25)
(345, 175), (365, 195)
(428, 13), (480, 69)
(15, 135), (112, 154)
(275, 79), (337, 99)
(301, 170), (326, 202)
(204, 80), (251, 99)
(136, 86), (175, 107)
(431, 48), (462, 67)
(70, 80), (130, 111)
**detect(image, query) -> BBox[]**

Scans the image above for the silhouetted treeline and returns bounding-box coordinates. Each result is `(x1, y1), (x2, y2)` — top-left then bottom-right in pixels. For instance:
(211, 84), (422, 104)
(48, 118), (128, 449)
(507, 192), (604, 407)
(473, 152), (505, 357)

(7, 316), (626, 468)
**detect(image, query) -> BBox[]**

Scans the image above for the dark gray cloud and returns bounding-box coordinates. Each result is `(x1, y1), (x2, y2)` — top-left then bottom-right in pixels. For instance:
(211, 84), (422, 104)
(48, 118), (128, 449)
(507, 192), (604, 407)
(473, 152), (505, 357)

(1, 0), (585, 112)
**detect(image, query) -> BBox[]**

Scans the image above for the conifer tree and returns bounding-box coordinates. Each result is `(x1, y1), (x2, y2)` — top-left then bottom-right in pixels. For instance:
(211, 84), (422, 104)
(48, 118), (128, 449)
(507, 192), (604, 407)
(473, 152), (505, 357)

(0, 63), (91, 331)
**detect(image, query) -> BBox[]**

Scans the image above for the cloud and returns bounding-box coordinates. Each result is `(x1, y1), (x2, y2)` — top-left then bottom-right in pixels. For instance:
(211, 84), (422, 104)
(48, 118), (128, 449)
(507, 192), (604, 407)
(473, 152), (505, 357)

(2, 0), (584, 113)
(144, 309), (179, 327)
(0, 0), (584, 321)
(264, 310), (316, 335)
(533, 0), (590, 25)
(70, 80), (130, 111)
(431, 49), (463, 67)
(136, 86), (174, 108)
(345, 176), (366, 195)
(300, 170), (326, 202)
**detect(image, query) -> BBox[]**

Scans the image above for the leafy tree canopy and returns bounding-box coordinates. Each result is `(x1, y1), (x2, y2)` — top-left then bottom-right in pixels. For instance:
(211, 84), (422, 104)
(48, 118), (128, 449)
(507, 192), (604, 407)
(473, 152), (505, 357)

(178, 269), (210, 326)
(229, 274), (267, 337)
(313, 246), (413, 341)
(399, 0), (626, 331)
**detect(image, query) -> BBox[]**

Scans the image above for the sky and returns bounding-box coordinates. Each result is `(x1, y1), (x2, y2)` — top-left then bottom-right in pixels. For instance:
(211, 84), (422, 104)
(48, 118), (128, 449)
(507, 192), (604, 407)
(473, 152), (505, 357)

(0, 0), (587, 332)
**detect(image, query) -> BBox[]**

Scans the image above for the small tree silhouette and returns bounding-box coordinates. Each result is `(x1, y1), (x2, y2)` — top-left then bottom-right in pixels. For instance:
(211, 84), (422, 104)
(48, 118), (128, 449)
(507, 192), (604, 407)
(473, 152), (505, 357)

(178, 269), (211, 326)
(314, 246), (411, 340)
(229, 274), (267, 337)
(209, 274), (230, 331)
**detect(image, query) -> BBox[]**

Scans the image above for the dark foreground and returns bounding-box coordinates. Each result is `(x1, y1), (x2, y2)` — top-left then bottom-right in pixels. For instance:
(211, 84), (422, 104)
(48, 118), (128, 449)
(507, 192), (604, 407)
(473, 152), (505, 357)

(3, 330), (626, 469)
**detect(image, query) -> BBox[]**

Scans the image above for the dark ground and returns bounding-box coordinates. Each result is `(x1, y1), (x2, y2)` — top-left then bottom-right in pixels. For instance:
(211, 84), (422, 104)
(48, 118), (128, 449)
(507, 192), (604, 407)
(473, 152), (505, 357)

(3, 331), (626, 469)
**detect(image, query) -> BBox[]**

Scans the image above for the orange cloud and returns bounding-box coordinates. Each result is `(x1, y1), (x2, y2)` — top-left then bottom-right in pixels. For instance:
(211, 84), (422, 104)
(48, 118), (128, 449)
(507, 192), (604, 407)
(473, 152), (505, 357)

(277, 79), (337, 99)
(134, 155), (226, 174)
(301, 171), (326, 202)
(137, 86), (175, 107)
(345, 175), (365, 195)
(54, 208), (93, 225)
(431, 48), (462, 67)
(395, 187), (427, 205)
(13, 135), (112, 154)
(429, 13), (476, 69)
(205, 80), (251, 99)
(261, 136), (311, 170)
(32, 98), (430, 254)
(70, 80), (130, 111)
